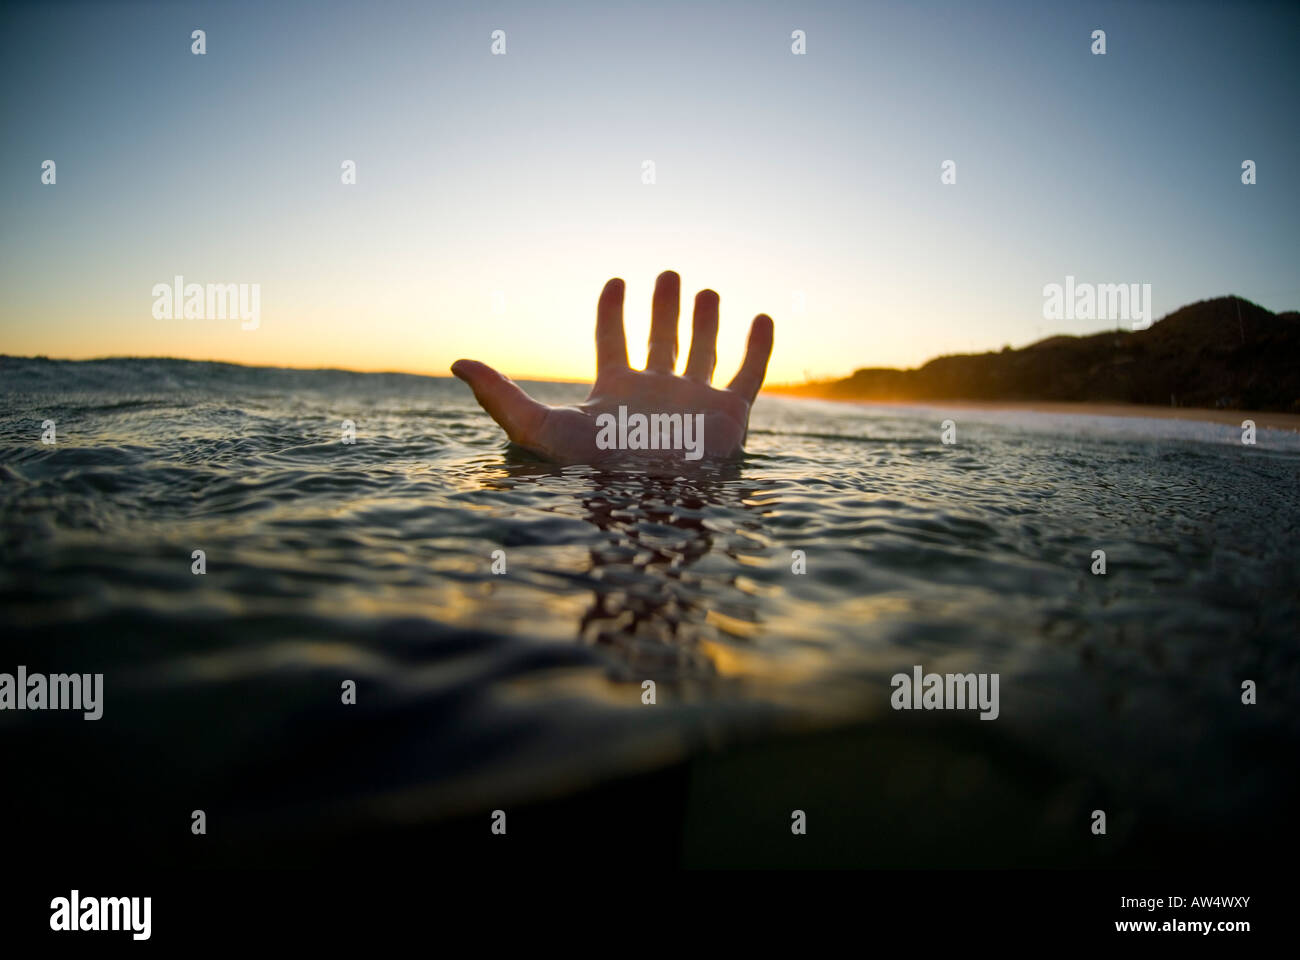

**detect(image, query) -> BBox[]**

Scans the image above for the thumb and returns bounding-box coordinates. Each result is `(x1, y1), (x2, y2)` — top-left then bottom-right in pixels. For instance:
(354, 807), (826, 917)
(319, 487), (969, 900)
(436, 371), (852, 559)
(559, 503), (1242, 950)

(451, 359), (549, 445)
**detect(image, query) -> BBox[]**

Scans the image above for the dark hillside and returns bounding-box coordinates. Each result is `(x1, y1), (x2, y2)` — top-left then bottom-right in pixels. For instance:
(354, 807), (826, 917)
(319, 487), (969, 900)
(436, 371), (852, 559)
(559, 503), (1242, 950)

(772, 297), (1300, 412)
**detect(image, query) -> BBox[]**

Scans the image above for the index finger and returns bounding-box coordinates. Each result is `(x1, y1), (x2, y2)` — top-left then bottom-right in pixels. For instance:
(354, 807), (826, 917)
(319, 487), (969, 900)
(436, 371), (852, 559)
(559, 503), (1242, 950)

(595, 277), (628, 376)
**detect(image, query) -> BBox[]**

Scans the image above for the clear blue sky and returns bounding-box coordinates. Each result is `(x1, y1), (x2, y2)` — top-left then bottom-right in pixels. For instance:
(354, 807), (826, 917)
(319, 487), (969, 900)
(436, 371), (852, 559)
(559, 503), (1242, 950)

(2, 0), (1297, 382)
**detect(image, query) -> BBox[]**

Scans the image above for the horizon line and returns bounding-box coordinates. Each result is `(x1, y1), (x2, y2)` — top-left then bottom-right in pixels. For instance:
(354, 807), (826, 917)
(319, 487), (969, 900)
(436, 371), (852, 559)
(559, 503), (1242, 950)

(2, 293), (1292, 388)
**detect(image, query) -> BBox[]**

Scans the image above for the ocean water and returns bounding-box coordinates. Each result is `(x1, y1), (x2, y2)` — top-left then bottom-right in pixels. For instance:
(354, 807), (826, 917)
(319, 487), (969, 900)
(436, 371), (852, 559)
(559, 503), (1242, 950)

(2, 356), (1297, 867)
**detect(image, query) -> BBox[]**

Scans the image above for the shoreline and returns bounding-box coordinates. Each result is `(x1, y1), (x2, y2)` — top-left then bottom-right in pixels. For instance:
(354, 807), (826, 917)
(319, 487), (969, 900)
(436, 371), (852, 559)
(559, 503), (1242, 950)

(764, 393), (1300, 432)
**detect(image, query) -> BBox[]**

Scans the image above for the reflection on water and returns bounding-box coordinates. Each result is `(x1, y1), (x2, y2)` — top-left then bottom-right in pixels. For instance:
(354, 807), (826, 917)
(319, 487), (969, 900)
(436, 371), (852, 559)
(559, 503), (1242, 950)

(500, 459), (761, 675)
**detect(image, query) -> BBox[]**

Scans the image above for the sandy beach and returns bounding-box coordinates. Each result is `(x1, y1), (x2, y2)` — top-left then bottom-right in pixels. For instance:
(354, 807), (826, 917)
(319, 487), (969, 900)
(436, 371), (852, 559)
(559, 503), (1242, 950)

(767, 393), (1300, 432)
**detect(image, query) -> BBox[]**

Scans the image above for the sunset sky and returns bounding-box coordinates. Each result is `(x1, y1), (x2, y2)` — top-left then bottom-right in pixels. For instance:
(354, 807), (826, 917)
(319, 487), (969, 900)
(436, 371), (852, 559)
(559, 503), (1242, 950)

(2, 0), (1297, 384)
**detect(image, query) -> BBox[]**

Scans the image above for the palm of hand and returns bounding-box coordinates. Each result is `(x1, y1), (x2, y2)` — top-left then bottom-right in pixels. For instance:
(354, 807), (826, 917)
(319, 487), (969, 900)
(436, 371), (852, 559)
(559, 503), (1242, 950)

(452, 271), (774, 463)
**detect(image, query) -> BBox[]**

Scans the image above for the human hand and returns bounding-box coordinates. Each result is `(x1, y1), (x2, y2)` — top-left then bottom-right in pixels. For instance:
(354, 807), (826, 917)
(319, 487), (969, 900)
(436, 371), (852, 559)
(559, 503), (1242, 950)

(451, 271), (774, 463)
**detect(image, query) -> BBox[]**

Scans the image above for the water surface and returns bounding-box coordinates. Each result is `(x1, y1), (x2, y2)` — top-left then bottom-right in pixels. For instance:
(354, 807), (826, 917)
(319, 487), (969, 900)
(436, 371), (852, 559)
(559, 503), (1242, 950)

(2, 357), (1296, 866)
